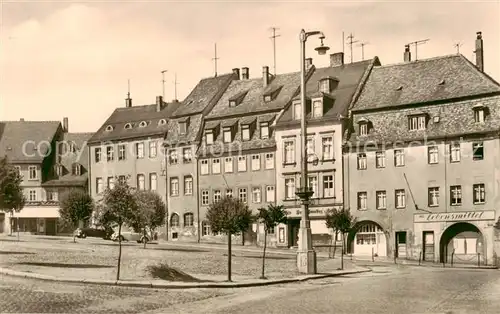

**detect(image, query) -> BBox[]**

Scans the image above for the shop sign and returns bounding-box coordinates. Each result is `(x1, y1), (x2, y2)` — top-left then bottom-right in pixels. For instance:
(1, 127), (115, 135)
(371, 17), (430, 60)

(414, 210), (495, 223)
(286, 206), (341, 218)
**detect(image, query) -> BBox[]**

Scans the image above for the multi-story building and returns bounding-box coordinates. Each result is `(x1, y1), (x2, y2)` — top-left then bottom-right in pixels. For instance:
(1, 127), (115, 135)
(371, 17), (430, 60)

(163, 72), (236, 241)
(344, 32), (500, 265)
(87, 95), (180, 238)
(0, 118), (92, 235)
(275, 53), (380, 248)
(197, 66), (305, 245)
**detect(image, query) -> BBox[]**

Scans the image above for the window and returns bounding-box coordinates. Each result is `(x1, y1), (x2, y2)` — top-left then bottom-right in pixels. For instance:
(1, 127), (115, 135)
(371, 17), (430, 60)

(319, 79), (330, 93)
(473, 142), (484, 160)
(28, 166), (37, 180)
(395, 189), (406, 209)
(242, 125), (250, 141)
(267, 226), (275, 234)
(184, 213), (194, 227)
(150, 173), (157, 191)
(252, 187), (261, 203)
(202, 221), (211, 236)
(224, 157), (233, 173)
(212, 158), (221, 174)
(183, 148), (192, 163)
(29, 190), (37, 201)
(306, 137), (315, 162)
(285, 178), (295, 199)
(179, 122), (187, 134)
(206, 131), (214, 145)
(118, 144), (126, 161)
(260, 123), (269, 139)
(376, 191), (387, 209)
(137, 174), (145, 190)
(394, 149), (405, 166)
(149, 141), (157, 158)
(170, 214), (180, 227)
(427, 146), (438, 164)
(226, 189), (233, 198)
(308, 176), (318, 198)
(136, 142), (144, 159)
(47, 191), (58, 201)
(262, 153), (274, 169)
(251, 155), (260, 171)
(158, 119), (167, 126)
(169, 150), (178, 164)
(375, 151), (386, 168)
(428, 187), (439, 207)
(450, 143), (461, 162)
(106, 146), (114, 161)
(359, 123), (368, 136)
(201, 190), (209, 205)
(408, 115), (426, 131)
(223, 127), (232, 143)
(473, 184), (486, 204)
(474, 109), (485, 123)
(184, 176), (193, 195)
(170, 177), (179, 196)
(293, 102), (301, 120)
(266, 186), (275, 202)
(107, 177), (115, 189)
(96, 177), (103, 194)
(118, 175), (126, 184)
(213, 190), (221, 203)
(72, 164), (81, 176)
(95, 147), (102, 162)
(312, 100), (322, 117)
(323, 175), (334, 198)
(322, 137), (333, 160)
(357, 153), (367, 170)
(239, 188), (247, 203)
(201, 160), (209, 175)
(124, 123), (132, 129)
(238, 156), (247, 172)
(14, 166), (21, 175)
(450, 185), (462, 206)
(284, 140), (295, 164)
(357, 192), (367, 210)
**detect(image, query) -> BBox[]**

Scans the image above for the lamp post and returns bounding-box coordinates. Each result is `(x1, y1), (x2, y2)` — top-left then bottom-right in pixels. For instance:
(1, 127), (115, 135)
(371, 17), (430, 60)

(295, 29), (329, 274)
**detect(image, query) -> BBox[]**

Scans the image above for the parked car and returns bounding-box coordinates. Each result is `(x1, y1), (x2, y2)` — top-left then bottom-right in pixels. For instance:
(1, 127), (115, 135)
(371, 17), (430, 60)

(74, 227), (113, 240)
(111, 230), (150, 243)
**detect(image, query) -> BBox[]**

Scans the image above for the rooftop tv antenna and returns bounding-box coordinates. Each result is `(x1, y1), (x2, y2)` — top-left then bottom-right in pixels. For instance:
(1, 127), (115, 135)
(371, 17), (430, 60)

(357, 41), (370, 61)
(408, 39), (430, 61)
(161, 70), (168, 100)
(127, 79), (131, 99)
(346, 33), (359, 63)
(269, 27), (281, 75)
(454, 42), (463, 54)
(212, 43), (219, 77)
(173, 73), (179, 101)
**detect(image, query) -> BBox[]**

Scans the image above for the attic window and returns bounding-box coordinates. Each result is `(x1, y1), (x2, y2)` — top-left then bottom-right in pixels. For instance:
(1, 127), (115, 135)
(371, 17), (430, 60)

(158, 119), (167, 126)
(55, 164), (63, 176)
(179, 122), (187, 135)
(105, 125), (114, 132)
(264, 95), (272, 102)
(229, 91), (248, 107)
(205, 130), (214, 145)
(396, 86), (403, 91)
(241, 125), (250, 141)
(358, 118), (370, 136)
(260, 122), (269, 139)
(139, 121), (148, 128)
(319, 77), (338, 94)
(263, 86), (283, 103)
(293, 101), (301, 120)
(408, 114), (427, 131)
(72, 164), (82, 176)
(438, 79), (446, 85)
(312, 100), (323, 118)
(223, 127), (232, 143)
(124, 123), (133, 129)
(473, 104), (487, 123)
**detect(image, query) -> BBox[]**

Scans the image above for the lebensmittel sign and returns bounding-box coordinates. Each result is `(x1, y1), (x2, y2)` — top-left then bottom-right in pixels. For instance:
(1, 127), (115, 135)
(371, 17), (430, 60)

(414, 210), (495, 223)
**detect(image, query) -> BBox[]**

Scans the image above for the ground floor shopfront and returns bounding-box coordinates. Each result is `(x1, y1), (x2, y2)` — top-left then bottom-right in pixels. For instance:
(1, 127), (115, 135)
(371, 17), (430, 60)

(1, 206), (68, 236)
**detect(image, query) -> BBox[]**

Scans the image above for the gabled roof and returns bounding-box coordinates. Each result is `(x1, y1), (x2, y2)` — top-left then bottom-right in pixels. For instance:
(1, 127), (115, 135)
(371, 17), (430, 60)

(277, 59), (376, 126)
(353, 54), (500, 112)
(206, 70), (303, 119)
(88, 102), (181, 144)
(0, 121), (61, 163)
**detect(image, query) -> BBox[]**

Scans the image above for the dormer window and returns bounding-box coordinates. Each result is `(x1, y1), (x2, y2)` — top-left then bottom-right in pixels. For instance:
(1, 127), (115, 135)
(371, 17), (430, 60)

(408, 114), (427, 131)
(105, 125), (114, 132)
(139, 121), (148, 128)
(241, 125), (250, 141)
(223, 127), (232, 143)
(264, 95), (272, 102)
(229, 91), (248, 107)
(358, 118), (370, 135)
(293, 102), (301, 120)
(206, 130), (214, 145)
(312, 100), (323, 118)
(260, 122), (269, 139)
(124, 123), (132, 129)
(263, 86), (283, 103)
(72, 164), (82, 176)
(179, 122), (187, 134)
(473, 104), (487, 123)
(55, 164), (63, 176)
(319, 77), (338, 94)
(158, 119), (167, 126)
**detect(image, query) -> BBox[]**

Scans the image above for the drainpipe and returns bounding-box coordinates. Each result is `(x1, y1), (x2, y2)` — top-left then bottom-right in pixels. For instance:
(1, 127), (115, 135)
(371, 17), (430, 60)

(195, 143), (201, 243)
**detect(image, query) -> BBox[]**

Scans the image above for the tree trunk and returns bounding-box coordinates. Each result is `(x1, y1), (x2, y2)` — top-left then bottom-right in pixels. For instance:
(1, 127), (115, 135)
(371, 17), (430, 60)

(9, 212), (13, 236)
(241, 231), (245, 246)
(332, 231), (338, 259)
(227, 232), (232, 282)
(340, 232), (345, 270)
(17, 217), (19, 242)
(143, 228), (147, 249)
(117, 223), (122, 281)
(261, 229), (267, 279)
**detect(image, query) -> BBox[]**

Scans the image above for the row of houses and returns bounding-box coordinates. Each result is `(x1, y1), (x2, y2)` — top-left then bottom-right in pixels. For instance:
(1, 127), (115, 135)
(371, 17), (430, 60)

(2, 31), (500, 265)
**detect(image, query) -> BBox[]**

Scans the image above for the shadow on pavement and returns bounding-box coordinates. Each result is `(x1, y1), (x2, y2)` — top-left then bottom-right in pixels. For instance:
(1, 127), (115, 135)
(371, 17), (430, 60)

(0, 251), (35, 255)
(154, 247), (210, 253)
(17, 262), (114, 269)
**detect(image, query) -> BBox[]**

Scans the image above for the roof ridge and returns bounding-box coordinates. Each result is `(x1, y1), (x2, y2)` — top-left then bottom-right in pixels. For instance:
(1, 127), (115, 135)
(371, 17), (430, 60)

(376, 53), (462, 69)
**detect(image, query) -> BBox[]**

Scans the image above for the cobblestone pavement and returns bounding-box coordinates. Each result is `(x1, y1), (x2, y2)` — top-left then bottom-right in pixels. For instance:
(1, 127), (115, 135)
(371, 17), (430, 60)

(159, 265), (500, 314)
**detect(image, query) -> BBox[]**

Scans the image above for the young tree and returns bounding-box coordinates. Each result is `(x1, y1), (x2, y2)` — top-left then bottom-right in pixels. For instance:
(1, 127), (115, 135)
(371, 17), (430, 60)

(257, 204), (287, 279)
(206, 196), (252, 282)
(98, 179), (137, 280)
(325, 207), (356, 270)
(0, 157), (26, 238)
(58, 189), (94, 242)
(132, 190), (166, 249)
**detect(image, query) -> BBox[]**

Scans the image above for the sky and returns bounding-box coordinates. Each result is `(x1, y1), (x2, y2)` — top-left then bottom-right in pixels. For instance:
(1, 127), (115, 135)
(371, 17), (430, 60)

(1, 0), (499, 132)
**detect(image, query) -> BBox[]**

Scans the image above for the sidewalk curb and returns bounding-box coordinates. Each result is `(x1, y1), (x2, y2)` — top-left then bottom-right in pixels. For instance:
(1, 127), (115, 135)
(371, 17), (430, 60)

(352, 258), (498, 270)
(0, 267), (371, 289)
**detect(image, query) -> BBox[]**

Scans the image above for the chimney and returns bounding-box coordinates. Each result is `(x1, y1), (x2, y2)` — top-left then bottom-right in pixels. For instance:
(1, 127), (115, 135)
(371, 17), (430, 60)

(232, 68), (240, 80)
(19, 118), (24, 122)
(330, 52), (344, 67)
(305, 58), (313, 70)
(156, 96), (164, 112)
(404, 45), (411, 62)
(262, 66), (270, 87)
(63, 117), (69, 133)
(475, 31), (484, 72)
(241, 67), (249, 80)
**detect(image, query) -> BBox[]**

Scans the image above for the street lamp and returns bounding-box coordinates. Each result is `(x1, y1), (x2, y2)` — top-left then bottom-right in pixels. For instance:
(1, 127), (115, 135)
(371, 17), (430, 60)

(295, 29), (329, 274)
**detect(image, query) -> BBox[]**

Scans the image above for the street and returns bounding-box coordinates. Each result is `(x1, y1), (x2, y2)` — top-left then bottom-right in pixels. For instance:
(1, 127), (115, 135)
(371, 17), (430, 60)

(2, 264), (500, 313)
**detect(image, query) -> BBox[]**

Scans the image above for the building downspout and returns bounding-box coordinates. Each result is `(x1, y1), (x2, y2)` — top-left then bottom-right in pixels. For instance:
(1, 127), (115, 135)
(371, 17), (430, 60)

(87, 145), (93, 225)
(195, 143), (201, 243)
(164, 145), (169, 241)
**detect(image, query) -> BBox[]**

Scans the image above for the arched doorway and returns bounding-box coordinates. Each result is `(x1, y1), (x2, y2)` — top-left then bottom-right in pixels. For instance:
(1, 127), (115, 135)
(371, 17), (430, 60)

(439, 222), (484, 264)
(347, 221), (387, 257)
